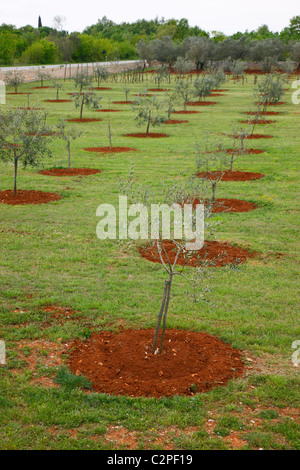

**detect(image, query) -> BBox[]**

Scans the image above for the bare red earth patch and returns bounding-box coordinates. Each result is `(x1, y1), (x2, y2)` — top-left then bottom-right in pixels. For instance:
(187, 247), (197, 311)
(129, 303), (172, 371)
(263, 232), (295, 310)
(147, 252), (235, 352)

(172, 110), (201, 114)
(66, 118), (102, 123)
(138, 239), (257, 267)
(83, 147), (137, 153)
(240, 120), (276, 124)
(148, 88), (170, 92)
(40, 168), (102, 176)
(112, 101), (134, 104)
(164, 119), (188, 124)
(125, 133), (169, 138)
(0, 190), (61, 205)
(8, 92), (32, 95)
(243, 111), (282, 116)
(95, 109), (122, 112)
(67, 328), (245, 397)
(187, 101), (217, 106)
(44, 99), (71, 103)
(226, 148), (265, 154)
(192, 198), (258, 213)
(31, 86), (51, 89)
(197, 170), (265, 181)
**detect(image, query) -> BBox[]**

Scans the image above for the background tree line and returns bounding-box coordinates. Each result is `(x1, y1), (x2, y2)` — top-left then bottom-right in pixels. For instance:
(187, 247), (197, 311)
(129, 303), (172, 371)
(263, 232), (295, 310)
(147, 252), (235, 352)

(0, 15), (299, 67)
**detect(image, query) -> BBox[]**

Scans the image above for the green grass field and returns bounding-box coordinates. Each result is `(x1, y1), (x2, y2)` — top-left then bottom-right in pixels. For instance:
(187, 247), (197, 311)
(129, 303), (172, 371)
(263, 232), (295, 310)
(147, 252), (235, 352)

(0, 72), (299, 450)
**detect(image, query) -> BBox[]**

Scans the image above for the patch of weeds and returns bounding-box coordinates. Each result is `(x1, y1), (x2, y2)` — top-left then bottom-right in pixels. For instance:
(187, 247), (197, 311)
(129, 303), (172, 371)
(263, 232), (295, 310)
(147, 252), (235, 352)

(259, 409), (279, 420)
(54, 366), (92, 391)
(214, 416), (245, 437)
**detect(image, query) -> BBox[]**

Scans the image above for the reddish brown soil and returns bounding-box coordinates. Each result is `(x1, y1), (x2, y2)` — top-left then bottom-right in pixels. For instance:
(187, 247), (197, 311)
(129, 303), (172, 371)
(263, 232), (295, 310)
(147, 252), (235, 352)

(138, 239), (257, 267)
(44, 99), (71, 103)
(172, 110), (201, 114)
(255, 102), (286, 106)
(125, 133), (169, 138)
(112, 101), (134, 104)
(187, 101), (217, 106)
(39, 168), (102, 176)
(26, 132), (56, 136)
(66, 118), (102, 123)
(245, 134), (273, 139)
(243, 111), (282, 116)
(31, 86), (51, 89)
(67, 328), (245, 397)
(229, 134), (273, 140)
(148, 88), (170, 92)
(197, 170), (265, 181)
(95, 109), (122, 112)
(191, 198), (258, 213)
(240, 120), (276, 124)
(8, 92), (32, 95)
(83, 146), (137, 153)
(0, 190), (61, 205)
(226, 148), (265, 154)
(164, 119), (188, 124)
(134, 93), (152, 96)
(91, 87), (112, 90)
(17, 107), (41, 110)
(211, 89), (228, 92)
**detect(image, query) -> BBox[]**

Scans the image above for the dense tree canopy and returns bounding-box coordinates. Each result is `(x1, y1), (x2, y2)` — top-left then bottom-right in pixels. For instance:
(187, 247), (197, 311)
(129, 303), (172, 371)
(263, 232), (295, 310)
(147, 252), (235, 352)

(0, 16), (299, 66)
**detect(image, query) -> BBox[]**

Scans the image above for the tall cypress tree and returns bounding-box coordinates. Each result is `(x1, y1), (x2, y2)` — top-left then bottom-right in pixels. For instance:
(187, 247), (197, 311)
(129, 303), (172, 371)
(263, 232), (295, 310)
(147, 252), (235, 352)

(38, 16), (42, 28)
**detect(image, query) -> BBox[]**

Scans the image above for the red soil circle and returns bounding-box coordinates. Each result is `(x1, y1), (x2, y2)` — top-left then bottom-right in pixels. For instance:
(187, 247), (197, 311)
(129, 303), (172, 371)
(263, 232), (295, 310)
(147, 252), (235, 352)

(240, 120), (276, 125)
(95, 109), (122, 112)
(83, 147), (137, 153)
(31, 86), (51, 89)
(172, 110), (201, 114)
(112, 101), (134, 104)
(211, 89), (228, 92)
(245, 134), (273, 139)
(44, 99), (71, 103)
(124, 133), (169, 138)
(138, 239), (257, 267)
(187, 101), (217, 106)
(0, 190), (61, 205)
(66, 118), (102, 123)
(191, 198), (258, 213)
(197, 170), (265, 181)
(39, 168), (102, 176)
(148, 88), (170, 92)
(67, 328), (245, 397)
(7, 92), (32, 95)
(226, 148), (265, 154)
(164, 119), (188, 124)
(243, 111), (282, 116)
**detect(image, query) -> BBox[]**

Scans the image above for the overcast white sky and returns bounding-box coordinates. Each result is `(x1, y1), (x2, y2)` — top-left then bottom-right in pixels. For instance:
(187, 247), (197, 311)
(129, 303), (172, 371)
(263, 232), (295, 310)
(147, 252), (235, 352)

(0, 0), (299, 35)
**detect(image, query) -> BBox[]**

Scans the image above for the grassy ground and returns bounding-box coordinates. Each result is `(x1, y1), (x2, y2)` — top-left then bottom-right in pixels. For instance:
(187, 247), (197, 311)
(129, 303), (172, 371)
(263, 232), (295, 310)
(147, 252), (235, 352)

(0, 72), (299, 450)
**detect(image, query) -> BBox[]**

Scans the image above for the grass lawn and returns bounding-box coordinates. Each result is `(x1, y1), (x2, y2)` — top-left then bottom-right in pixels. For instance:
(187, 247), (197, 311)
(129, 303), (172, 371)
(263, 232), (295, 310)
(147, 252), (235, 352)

(0, 71), (299, 450)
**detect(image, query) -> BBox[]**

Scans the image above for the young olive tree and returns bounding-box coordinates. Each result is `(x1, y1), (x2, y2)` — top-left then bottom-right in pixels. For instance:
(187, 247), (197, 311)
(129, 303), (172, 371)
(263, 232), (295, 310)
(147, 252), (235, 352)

(173, 79), (193, 111)
(5, 70), (25, 93)
(173, 57), (194, 79)
(56, 120), (82, 168)
(51, 80), (64, 100)
(254, 73), (285, 112)
(93, 65), (110, 87)
(132, 95), (167, 134)
(37, 68), (51, 87)
(71, 71), (102, 118)
(193, 75), (215, 101)
(0, 107), (53, 194)
(195, 133), (228, 201)
(118, 165), (217, 354)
